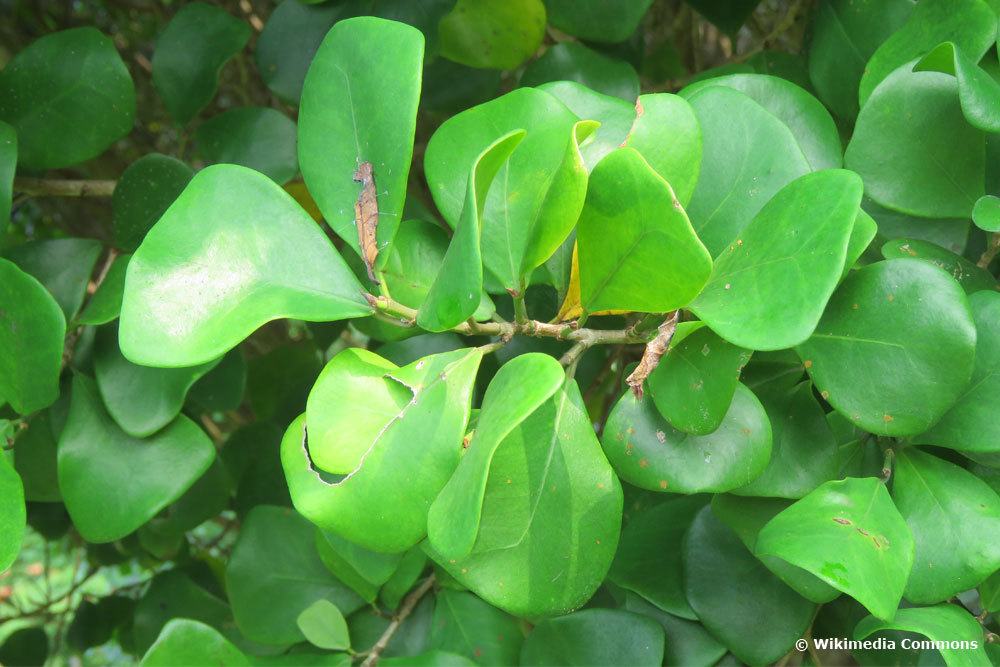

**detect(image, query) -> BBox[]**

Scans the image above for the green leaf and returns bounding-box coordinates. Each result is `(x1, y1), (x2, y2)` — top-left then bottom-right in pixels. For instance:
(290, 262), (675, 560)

(622, 594), (727, 667)
(854, 604), (990, 667)
(608, 495), (707, 619)
(76, 253), (131, 326)
(520, 609), (664, 666)
(755, 477), (914, 621)
(521, 43), (640, 101)
(0, 122), (14, 234)
(797, 259), (976, 436)
(285, 348), (482, 552)
(843, 210), (878, 279)
(602, 384), (771, 494)
(858, 0), (996, 106)
(916, 41), (1000, 132)
(0, 259), (65, 415)
(94, 325), (219, 437)
(543, 0), (654, 43)
(418, 131), (525, 332)
(297, 599), (350, 651)
(685, 0), (760, 34)
(692, 169), (863, 350)
(13, 411), (61, 502)
(0, 455), (25, 572)
(57, 375), (215, 543)
(187, 347), (246, 413)
(227, 505), (365, 646)
(980, 570), (1000, 613)
(132, 570), (232, 653)
(427, 377), (623, 617)
(578, 148), (711, 314)
(917, 291), (1000, 452)
(731, 381), (840, 499)
(112, 154), (194, 252)
(846, 64), (985, 219)
(141, 619), (249, 667)
(119, 164), (370, 368)
(196, 107), (298, 184)
(298, 17), (423, 263)
(439, 0), (545, 69)
(6, 238), (102, 322)
(427, 589), (523, 666)
(892, 449), (1000, 603)
(379, 546), (426, 610)
(683, 86), (810, 256)
(684, 506), (815, 665)
(255, 0), (346, 103)
(682, 73), (842, 171)
(712, 495), (841, 603)
(0, 27), (135, 169)
(382, 652), (476, 667)
(426, 88), (592, 291)
(974, 195), (1000, 232)
(807, 0), (915, 120)
(315, 529), (404, 603)
(881, 238), (995, 294)
(152, 3), (250, 125)
(647, 326), (751, 435)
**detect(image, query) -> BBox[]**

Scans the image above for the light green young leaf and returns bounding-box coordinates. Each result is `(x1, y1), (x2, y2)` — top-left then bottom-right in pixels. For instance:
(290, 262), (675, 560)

(973, 195), (1000, 232)
(854, 605), (990, 667)
(297, 599), (350, 651)
(439, 0), (545, 69)
(842, 210), (878, 279)
(916, 41), (1000, 132)
(140, 619), (249, 667)
(120, 164), (371, 368)
(756, 477), (914, 621)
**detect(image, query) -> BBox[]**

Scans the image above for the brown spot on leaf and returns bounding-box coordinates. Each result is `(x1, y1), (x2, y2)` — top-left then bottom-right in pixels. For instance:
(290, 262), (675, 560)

(833, 517), (852, 525)
(638, 458), (649, 468)
(803, 360), (813, 369)
(883, 414), (894, 422)
(659, 480), (669, 489)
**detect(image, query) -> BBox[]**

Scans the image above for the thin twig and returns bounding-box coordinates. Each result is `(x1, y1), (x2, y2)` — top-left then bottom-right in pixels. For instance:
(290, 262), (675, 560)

(978, 233), (1000, 269)
(880, 448), (895, 483)
(361, 575), (436, 667)
(14, 177), (116, 198)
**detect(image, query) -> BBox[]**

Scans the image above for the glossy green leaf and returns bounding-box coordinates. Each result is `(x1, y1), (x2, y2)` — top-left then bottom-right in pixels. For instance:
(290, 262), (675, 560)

(544, 0), (653, 43)
(439, 0), (545, 69)
(682, 73), (842, 170)
(285, 347), (481, 552)
(520, 609), (664, 666)
(0, 260), (65, 415)
(13, 411), (61, 502)
(917, 291), (1000, 452)
(297, 599), (350, 651)
(57, 375), (215, 542)
(602, 384), (771, 494)
(609, 495), (707, 619)
(797, 259), (976, 436)
(732, 381), (840, 499)
(6, 238), (102, 322)
(980, 571), (1000, 613)
(227, 505), (364, 646)
(196, 107), (298, 184)
(647, 326), (750, 436)
(854, 604), (990, 667)
(94, 325), (218, 437)
(807, 0), (915, 120)
(858, 0), (996, 106)
(426, 88), (592, 290)
(152, 3), (250, 125)
(112, 154), (194, 252)
(316, 529), (404, 603)
(866, 197), (970, 255)
(692, 169), (862, 351)
(521, 43), (640, 101)
(916, 41), (1000, 132)
(428, 377), (622, 617)
(133, 571), (232, 654)
(428, 589), (523, 666)
(0, 27), (135, 169)
(973, 195), (1000, 232)
(0, 122), (13, 234)
(712, 495), (841, 603)
(578, 148), (711, 314)
(881, 238), (994, 294)
(684, 506), (815, 665)
(298, 17), (423, 263)
(141, 619), (249, 667)
(683, 86), (810, 256)
(756, 477), (914, 620)
(892, 449), (1000, 603)
(255, 0), (346, 103)
(418, 131), (524, 332)
(847, 65), (985, 219)
(120, 164), (370, 368)
(76, 253), (131, 326)
(843, 210), (878, 278)
(0, 455), (25, 572)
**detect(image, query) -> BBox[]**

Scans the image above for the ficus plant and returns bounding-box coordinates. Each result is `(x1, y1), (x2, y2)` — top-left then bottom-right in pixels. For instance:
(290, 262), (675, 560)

(2, 0), (1000, 666)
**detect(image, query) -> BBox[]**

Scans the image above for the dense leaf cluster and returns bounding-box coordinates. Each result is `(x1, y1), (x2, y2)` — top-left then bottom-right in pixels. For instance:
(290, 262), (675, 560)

(2, 1), (1000, 666)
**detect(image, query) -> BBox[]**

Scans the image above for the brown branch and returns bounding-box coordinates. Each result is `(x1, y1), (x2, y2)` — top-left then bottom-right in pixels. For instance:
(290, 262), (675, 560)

(625, 311), (680, 398)
(978, 233), (1000, 269)
(361, 575), (436, 667)
(14, 177), (116, 198)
